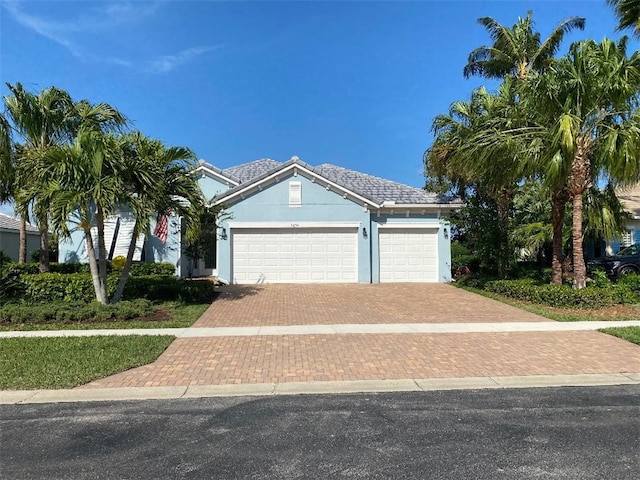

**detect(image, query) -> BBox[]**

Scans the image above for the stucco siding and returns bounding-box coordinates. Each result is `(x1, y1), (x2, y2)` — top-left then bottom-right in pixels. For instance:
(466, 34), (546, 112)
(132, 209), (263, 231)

(0, 231), (39, 262)
(198, 173), (233, 201)
(216, 172), (372, 283)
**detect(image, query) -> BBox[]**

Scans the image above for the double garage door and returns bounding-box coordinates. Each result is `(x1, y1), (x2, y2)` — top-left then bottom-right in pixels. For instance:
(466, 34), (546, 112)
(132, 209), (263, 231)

(232, 227), (358, 284)
(231, 226), (439, 284)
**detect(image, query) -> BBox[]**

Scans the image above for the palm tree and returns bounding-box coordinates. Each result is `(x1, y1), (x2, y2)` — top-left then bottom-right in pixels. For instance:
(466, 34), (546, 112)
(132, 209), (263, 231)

(528, 37), (640, 288)
(608, 0), (640, 37)
(464, 11), (585, 80)
(2, 83), (75, 269)
(42, 131), (127, 303)
(3, 83), (128, 272)
(109, 133), (205, 303)
(426, 80), (528, 277)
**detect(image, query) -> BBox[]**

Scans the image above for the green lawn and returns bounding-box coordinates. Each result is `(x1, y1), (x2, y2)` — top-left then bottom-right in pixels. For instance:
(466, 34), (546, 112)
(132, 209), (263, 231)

(600, 326), (640, 345)
(0, 335), (175, 390)
(0, 302), (210, 331)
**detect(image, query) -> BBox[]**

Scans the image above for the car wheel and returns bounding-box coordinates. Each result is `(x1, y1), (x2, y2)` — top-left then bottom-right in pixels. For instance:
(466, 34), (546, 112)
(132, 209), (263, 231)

(618, 265), (639, 276)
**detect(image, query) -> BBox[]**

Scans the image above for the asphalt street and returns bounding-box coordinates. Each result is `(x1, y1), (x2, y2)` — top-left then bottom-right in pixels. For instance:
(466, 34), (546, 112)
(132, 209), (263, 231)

(1, 385), (639, 479)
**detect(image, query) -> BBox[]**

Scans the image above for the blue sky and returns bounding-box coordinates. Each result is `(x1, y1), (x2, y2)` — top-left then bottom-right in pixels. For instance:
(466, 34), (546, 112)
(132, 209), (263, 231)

(0, 0), (635, 216)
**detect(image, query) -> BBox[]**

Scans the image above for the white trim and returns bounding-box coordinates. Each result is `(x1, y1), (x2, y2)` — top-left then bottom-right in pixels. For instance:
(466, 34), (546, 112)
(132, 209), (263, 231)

(228, 221), (360, 229)
(213, 162), (379, 208)
(379, 204), (463, 210)
(377, 223), (440, 229)
(193, 165), (240, 186)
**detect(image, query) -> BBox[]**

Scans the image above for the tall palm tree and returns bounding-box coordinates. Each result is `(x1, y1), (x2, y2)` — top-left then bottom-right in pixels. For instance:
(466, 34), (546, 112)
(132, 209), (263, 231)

(426, 80), (529, 277)
(608, 0), (640, 37)
(42, 131), (127, 303)
(3, 83), (128, 272)
(109, 133), (205, 303)
(464, 11), (585, 80)
(3, 83), (75, 269)
(529, 37), (640, 288)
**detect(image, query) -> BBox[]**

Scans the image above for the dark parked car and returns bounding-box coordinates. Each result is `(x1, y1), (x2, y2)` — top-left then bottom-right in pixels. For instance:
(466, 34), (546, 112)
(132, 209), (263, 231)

(588, 244), (640, 279)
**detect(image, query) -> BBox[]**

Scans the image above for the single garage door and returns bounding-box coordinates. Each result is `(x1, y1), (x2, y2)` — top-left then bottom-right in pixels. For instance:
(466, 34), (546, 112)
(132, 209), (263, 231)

(379, 228), (438, 282)
(232, 227), (358, 284)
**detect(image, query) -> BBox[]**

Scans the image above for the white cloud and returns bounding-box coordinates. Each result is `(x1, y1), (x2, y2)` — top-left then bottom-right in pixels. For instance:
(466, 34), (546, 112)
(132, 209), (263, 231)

(145, 46), (216, 74)
(1, 1), (211, 73)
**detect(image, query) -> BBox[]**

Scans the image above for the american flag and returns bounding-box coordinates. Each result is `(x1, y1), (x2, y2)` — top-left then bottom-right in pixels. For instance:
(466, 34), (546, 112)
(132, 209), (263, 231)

(153, 214), (168, 244)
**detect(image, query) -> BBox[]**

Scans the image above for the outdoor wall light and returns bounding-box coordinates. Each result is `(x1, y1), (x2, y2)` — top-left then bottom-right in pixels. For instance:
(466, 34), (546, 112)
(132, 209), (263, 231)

(443, 227), (449, 240)
(220, 227), (227, 240)
(362, 227), (368, 238)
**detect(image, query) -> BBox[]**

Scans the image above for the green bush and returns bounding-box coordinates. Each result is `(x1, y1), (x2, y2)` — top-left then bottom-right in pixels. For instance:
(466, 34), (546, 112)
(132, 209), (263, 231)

(0, 299), (154, 325)
(617, 274), (640, 291)
(19, 272), (214, 303)
(7, 261), (175, 277)
(123, 276), (215, 303)
(484, 279), (638, 308)
(128, 262), (176, 276)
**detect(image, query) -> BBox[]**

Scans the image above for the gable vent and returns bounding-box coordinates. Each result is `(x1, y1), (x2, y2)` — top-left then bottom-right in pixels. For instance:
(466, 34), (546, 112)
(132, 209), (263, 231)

(289, 181), (302, 207)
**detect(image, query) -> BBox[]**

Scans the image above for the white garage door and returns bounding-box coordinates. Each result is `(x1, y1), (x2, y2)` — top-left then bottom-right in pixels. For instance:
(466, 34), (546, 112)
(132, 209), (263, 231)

(232, 228), (358, 284)
(379, 228), (438, 282)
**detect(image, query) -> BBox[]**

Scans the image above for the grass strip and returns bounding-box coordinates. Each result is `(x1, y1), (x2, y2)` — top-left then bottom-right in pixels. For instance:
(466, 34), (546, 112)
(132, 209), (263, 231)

(599, 326), (640, 346)
(0, 302), (210, 331)
(0, 335), (174, 390)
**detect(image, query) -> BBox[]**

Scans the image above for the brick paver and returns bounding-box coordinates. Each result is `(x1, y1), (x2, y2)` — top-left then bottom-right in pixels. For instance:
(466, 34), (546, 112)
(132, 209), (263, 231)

(193, 284), (548, 327)
(83, 331), (640, 388)
(80, 284), (640, 389)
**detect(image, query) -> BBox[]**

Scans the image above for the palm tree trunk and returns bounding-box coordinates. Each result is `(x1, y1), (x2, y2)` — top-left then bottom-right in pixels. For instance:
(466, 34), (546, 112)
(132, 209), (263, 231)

(84, 228), (107, 304)
(18, 217), (26, 263)
(96, 207), (109, 303)
(38, 216), (50, 273)
(571, 192), (587, 289)
(494, 187), (513, 278)
(110, 219), (140, 304)
(550, 188), (569, 284)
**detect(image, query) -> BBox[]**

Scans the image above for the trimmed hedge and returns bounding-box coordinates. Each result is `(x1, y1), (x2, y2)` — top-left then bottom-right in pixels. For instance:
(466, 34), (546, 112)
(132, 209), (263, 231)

(19, 273), (214, 303)
(484, 279), (638, 309)
(0, 299), (155, 325)
(4, 262), (175, 276)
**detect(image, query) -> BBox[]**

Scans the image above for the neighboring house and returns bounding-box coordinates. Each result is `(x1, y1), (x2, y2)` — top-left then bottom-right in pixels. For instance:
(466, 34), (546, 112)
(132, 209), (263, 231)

(612, 184), (640, 253)
(197, 156), (461, 284)
(0, 213), (40, 262)
(59, 156), (462, 283)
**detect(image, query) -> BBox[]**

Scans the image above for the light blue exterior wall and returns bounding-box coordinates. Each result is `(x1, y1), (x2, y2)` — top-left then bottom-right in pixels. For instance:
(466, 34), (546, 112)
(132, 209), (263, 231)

(197, 172), (234, 201)
(146, 215), (182, 276)
(216, 171), (452, 283)
(370, 213), (451, 283)
(216, 172), (372, 283)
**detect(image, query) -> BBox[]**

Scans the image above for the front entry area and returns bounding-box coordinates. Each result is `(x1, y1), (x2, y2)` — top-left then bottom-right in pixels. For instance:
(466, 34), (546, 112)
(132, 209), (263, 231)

(231, 227), (358, 284)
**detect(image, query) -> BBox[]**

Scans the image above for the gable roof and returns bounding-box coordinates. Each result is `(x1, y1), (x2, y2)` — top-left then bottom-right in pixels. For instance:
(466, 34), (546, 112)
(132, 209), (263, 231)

(222, 158), (283, 183)
(211, 157), (460, 208)
(0, 213), (39, 233)
(617, 184), (640, 218)
(193, 160), (240, 186)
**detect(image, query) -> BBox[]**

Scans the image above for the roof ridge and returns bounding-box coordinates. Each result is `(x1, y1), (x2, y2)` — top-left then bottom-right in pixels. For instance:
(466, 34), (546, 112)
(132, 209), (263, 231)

(316, 163), (426, 192)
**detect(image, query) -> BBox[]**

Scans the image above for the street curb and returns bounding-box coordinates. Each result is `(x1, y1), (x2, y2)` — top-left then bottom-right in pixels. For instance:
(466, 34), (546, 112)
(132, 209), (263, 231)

(2, 373), (639, 404)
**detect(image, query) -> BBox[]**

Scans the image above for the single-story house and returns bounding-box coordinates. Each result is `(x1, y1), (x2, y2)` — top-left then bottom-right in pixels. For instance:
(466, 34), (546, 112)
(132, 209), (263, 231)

(613, 184), (640, 252)
(59, 157), (462, 284)
(0, 213), (40, 262)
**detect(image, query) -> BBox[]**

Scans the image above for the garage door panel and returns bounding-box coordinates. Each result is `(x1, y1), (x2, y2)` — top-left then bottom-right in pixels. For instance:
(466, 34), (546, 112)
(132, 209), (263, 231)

(232, 228), (358, 284)
(379, 228), (438, 283)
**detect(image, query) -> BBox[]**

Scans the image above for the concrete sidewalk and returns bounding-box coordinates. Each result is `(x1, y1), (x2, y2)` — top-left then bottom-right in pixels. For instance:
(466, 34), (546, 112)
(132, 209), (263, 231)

(2, 320), (640, 338)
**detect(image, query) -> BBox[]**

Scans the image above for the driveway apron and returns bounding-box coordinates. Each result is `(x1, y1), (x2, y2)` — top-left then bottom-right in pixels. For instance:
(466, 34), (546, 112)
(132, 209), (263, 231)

(82, 284), (640, 388)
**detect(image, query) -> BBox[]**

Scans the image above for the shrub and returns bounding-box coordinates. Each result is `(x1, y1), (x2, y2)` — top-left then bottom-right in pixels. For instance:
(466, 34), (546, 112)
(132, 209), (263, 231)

(123, 276), (215, 303)
(129, 262), (176, 276)
(0, 299), (155, 325)
(484, 279), (638, 308)
(0, 274), (26, 304)
(111, 255), (126, 269)
(20, 273), (117, 303)
(5, 262), (89, 275)
(617, 274), (640, 292)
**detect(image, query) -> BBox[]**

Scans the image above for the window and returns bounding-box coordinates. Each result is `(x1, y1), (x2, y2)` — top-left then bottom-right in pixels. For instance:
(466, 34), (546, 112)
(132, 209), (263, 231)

(622, 230), (633, 247)
(289, 181), (302, 206)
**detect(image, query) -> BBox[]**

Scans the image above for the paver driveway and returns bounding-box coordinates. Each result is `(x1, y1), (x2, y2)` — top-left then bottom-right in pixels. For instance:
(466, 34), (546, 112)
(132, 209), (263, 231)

(82, 284), (640, 388)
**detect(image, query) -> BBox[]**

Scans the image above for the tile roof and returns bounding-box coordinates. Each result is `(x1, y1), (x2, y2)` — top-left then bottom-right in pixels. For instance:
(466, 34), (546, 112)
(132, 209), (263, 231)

(222, 159), (282, 184)
(0, 213), (39, 233)
(617, 184), (640, 217)
(195, 160), (240, 184)
(212, 157), (460, 207)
